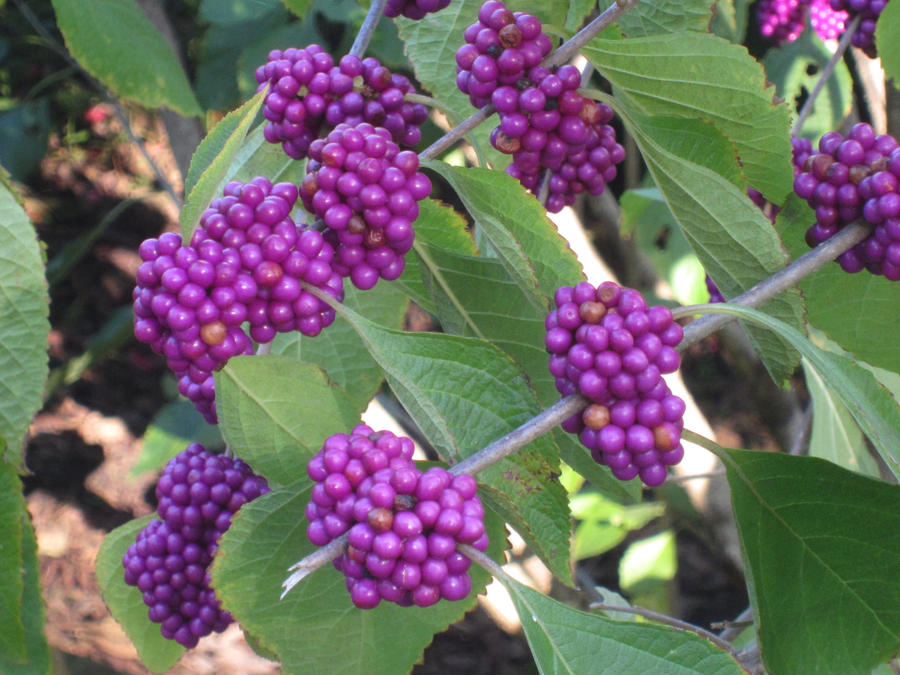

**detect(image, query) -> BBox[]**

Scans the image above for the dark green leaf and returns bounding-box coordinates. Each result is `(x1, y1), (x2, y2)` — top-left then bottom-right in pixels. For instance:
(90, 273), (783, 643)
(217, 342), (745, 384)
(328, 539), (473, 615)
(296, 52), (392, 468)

(96, 517), (186, 673)
(280, 0), (312, 16)
(50, 0), (201, 116)
(499, 574), (743, 673)
(180, 90), (266, 242)
(715, 447), (900, 675)
(876, 0), (900, 88)
(584, 32), (794, 202)
(212, 480), (507, 675)
(0, 100), (51, 181)
(0, 460), (25, 662)
(130, 400), (223, 478)
(0, 173), (50, 470)
(199, 0), (281, 25)
(215, 356), (361, 486)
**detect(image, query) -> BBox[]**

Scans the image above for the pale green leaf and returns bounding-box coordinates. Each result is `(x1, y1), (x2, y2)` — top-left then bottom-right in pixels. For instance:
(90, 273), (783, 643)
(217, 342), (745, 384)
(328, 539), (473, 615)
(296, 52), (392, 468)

(215, 356), (361, 486)
(0, 174), (50, 470)
(617, 0), (714, 37)
(97, 517), (186, 673)
(713, 447), (900, 675)
(585, 32), (793, 202)
(180, 90), (266, 242)
(500, 574), (744, 674)
(764, 27), (852, 142)
(212, 481), (508, 675)
(687, 303), (900, 478)
(803, 359), (879, 477)
(50, 0), (201, 116)
(566, 0), (597, 33)
(619, 530), (677, 593)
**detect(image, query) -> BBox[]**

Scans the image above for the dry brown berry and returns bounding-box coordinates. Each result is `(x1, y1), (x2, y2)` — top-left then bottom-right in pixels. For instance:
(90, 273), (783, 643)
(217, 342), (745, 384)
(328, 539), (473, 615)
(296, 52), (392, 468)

(347, 545), (368, 564)
(597, 283), (619, 305)
(579, 301), (606, 324)
(301, 171), (318, 195)
(493, 130), (521, 154)
(807, 153), (833, 180)
(365, 228), (386, 248)
(348, 215), (367, 236)
(498, 24), (522, 49)
(255, 260), (283, 287)
(849, 164), (872, 185)
(200, 321), (227, 346)
(653, 425), (678, 452)
(583, 404), (611, 430)
(367, 507), (394, 533)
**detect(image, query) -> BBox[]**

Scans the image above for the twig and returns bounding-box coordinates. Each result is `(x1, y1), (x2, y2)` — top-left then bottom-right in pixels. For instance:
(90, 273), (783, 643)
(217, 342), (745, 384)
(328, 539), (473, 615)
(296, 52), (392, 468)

(715, 606), (754, 641)
(666, 470), (726, 483)
(12, 0), (183, 208)
(281, 535), (348, 597)
(419, 0), (638, 161)
(674, 220), (872, 348)
(349, 0), (388, 59)
(792, 15), (861, 136)
(787, 403), (813, 455)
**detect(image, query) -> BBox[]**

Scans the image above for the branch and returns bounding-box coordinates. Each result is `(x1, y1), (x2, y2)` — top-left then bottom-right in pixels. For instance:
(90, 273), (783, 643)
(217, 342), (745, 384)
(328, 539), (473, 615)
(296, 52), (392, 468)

(349, 0), (388, 58)
(792, 15), (860, 136)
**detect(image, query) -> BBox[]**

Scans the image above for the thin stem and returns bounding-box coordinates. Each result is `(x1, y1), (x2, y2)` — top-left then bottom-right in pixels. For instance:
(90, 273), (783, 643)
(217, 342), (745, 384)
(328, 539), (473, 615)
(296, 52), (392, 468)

(715, 607), (755, 641)
(256, 341), (272, 356)
(349, 0), (388, 58)
(674, 220), (872, 349)
(792, 15), (861, 136)
(419, 0), (638, 161)
(666, 470), (726, 483)
(281, 535), (348, 597)
(12, 0), (183, 208)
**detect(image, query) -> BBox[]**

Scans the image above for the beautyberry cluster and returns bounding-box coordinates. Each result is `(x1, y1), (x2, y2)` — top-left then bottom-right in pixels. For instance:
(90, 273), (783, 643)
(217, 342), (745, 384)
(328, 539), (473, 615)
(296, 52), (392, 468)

(829, 0), (888, 56)
(133, 178), (343, 422)
(385, 0), (450, 19)
(793, 123), (900, 279)
(122, 445), (269, 647)
(546, 282), (686, 487)
(306, 426), (489, 609)
(757, 0), (847, 44)
(455, 2), (552, 108)
(255, 46), (428, 159)
(300, 123), (431, 290)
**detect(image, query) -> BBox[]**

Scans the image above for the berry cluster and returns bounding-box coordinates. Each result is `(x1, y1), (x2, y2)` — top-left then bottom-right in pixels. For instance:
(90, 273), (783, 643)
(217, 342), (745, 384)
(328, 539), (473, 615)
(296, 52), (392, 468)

(757, 0), (847, 44)
(793, 123), (900, 279)
(455, 2), (552, 108)
(306, 425), (489, 609)
(546, 282), (686, 486)
(134, 179), (344, 422)
(385, 0), (450, 19)
(123, 445), (269, 647)
(300, 123), (431, 290)
(829, 0), (888, 56)
(255, 46), (428, 160)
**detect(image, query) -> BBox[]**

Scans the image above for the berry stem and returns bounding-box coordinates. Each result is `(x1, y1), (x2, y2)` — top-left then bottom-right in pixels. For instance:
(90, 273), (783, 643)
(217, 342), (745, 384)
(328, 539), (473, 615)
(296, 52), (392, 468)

(673, 219), (872, 345)
(419, 0), (639, 161)
(792, 15), (861, 137)
(349, 0), (389, 59)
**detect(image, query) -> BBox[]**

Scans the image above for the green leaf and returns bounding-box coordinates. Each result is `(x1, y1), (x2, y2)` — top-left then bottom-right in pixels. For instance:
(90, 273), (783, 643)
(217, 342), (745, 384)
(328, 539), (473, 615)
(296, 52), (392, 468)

(129, 400), (224, 478)
(395, 1), (510, 169)
(687, 303), (900, 478)
(97, 517), (186, 673)
(424, 162), (585, 304)
(571, 493), (663, 561)
(584, 32), (793, 202)
(0, 461), (25, 663)
(802, 359), (880, 477)
(332, 303), (573, 584)
(199, 0), (281, 24)
(499, 574), (743, 674)
(710, 0), (748, 43)
(714, 447), (900, 675)
(279, 0), (312, 17)
(616, 0), (714, 37)
(269, 280), (408, 412)
(618, 530), (676, 593)
(876, 0), (900, 89)
(179, 90), (266, 242)
(764, 27), (852, 142)
(49, 0), (201, 116)
(212, 480), (507, 675)
(215, 356), (361, 486)
(223, 124), (307, 188)
(608, 107), (804, 383)
(565, 0), (597, 33)
(0, 173), (50, 470)
(777, 193), (900, 373)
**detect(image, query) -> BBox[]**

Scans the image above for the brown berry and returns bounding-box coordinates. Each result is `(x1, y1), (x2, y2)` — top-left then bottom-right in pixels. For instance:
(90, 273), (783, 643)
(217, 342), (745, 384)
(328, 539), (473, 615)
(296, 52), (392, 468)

(348, 215), (367, 236)
(200, 321), (227, 346)
(579, 301), (606, 324)
(597, 282), (620, 306)
(848, 164), (871, 185)
(653, 425), (678, 452)
(583, 404), (611, 430)
(807, 153), (833, 180)
(493, 130), (521, 154)
(367, 507), (394, 533)
(347, 545), (367, 564)
(364, 227), (386, 248)
(254, 260), (283, 287)
(498, 24), (522, 49)
(301, 171), (318, 195)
